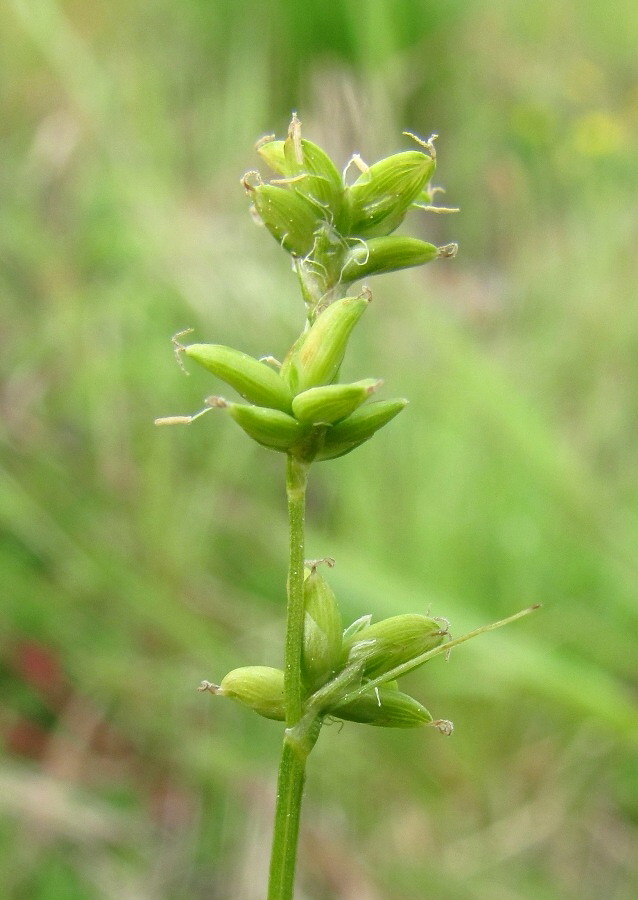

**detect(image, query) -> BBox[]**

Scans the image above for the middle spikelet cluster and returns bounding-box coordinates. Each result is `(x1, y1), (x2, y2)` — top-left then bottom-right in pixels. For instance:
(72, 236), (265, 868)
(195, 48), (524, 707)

(207, 566), (452, 732)
(178, 292), (406, 461)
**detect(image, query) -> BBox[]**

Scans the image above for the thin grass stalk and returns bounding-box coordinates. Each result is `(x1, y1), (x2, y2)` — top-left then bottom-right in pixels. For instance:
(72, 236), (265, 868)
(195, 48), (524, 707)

(267, 453), (310, 898)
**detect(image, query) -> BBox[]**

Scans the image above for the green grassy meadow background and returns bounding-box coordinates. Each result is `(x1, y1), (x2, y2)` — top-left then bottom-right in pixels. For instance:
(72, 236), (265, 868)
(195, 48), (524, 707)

(2, 1), (638, 897)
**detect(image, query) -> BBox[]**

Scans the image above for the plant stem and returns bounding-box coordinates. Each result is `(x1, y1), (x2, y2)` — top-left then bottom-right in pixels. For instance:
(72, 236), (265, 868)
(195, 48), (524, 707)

(283, 453), (309, 726)
(267, 453), (310, 899)
(267, 738), (307, 900)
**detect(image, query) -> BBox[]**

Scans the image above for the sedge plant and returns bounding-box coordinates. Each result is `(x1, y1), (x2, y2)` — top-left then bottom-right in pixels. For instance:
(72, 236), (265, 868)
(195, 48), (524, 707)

(156, 113), (537, 899)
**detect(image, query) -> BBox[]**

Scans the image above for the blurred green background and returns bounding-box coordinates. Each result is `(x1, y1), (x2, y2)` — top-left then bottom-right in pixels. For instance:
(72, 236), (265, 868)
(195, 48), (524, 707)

(2, 0), (637, 897)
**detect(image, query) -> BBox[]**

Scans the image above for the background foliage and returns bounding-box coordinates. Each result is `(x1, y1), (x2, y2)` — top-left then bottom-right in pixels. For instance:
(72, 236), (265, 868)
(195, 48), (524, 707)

(2, 1), (637, 897)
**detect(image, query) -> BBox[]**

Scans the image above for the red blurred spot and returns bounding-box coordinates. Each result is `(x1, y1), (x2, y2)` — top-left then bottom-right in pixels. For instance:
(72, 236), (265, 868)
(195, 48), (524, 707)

(12, 640), (67, 701)
(6, 718), (49, 759)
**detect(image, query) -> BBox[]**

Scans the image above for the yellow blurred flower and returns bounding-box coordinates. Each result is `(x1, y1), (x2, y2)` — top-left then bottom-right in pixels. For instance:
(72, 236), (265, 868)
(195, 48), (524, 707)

(570, 110), (627, 157)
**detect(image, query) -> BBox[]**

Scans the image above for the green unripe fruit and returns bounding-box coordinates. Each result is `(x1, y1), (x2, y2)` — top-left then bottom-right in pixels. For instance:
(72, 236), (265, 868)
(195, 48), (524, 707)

(332, 686), (433, 728)
(292, 378), (381, 425)
(217, 666), (285, 721)
(341, 236), (439, 282)
(285, 141), (344, 223)
(345, 150), (435, 238)
(302, 570), (343, 691)
(316, 398), (408, 461)
(221, 401), (308, 451)
(341, 613), (448, 679)
(251, 183), (319, 256)
(184, 344), (293, 412)
(291, 294), (370, 393)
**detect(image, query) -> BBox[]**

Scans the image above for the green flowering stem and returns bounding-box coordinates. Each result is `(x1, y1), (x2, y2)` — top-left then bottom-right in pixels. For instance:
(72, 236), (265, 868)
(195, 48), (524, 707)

(284, 453), (310, 725)
(268, 711), (323, 899)
(268, 739), (307, 900)
(268, 453), (311, 899)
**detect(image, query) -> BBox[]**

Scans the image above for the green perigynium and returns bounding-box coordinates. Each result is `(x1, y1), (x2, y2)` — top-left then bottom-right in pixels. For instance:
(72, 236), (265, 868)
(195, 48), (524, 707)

(183, 343), (294, 412)
(209, 398), (308, 452)
(301, 567), (343, 692)
(340, 613), (449, 679)
(291, 378), (381, 425)
(249, 182), (320, 257)
(340, 235), (440, 280)
(284, 292), (370, 392)
(157, 113), (537, 900)
(313, 398), (409, 460)
(344, 148), (436, 237)
(206, 666), (286, 721)
(332, 687), (433, 728)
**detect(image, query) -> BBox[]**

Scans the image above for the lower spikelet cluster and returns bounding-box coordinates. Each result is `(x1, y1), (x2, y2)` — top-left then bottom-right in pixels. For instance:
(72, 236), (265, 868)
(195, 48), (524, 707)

(200, 564), (453, 735)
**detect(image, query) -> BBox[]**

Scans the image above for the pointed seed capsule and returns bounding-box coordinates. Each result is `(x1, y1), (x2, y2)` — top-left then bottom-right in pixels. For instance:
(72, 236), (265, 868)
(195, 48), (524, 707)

(282, 137), (344, 222)
(302, 570), (343, 691)
(291, 294), (370, 392)
(217, 666), (285, 721)
(292, 378), (381, 425)
(184, 344), (293, 412)
(345, 150), (435, 238)
(251, 183), (319, 256)
(212, 399), (308, 451)
(316, 398), (408, 461)
(341, 613), (448, 679)
(332, 686), (433, 728)
(341, 236), (439, 282)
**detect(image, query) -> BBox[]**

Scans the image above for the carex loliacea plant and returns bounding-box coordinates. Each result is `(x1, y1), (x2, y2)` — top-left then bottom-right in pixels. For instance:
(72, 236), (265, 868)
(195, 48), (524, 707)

(156, 114), (537, 899)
